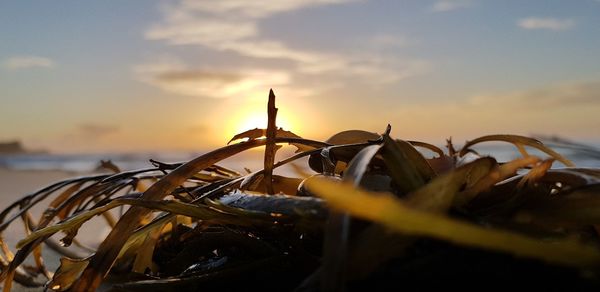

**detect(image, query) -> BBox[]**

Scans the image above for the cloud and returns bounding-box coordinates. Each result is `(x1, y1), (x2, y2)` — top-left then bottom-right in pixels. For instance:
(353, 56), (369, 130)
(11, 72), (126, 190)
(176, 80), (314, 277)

(368, 34), (413, 49)
(469, 80), (600, 108)
(157, 71), (242, 84)
(188, 124), (209, 133)
(134, 59), (291, 98)
(517, 17), (575, 31)
(146, 19), (258, 45)
(78, 124), (119, 137)
(431, 0), (472, 12)
(386, 80), (600, 141)
(140, 0), (428, 97)
(145, 0), (356, 52)
(172, 0), (355, 19)
(146, 15), (357, 76)
(4, 56), (55, 70)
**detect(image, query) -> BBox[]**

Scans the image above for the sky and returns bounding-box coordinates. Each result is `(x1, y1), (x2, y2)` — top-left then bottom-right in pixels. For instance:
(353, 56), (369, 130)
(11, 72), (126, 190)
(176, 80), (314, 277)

(1, 0), (600, 153)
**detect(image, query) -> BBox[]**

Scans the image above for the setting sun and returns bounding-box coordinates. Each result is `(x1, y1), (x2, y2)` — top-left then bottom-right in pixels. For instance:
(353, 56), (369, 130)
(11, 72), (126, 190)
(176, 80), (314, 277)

(209, 91), (316, 144)
(225, 104), (296, 141)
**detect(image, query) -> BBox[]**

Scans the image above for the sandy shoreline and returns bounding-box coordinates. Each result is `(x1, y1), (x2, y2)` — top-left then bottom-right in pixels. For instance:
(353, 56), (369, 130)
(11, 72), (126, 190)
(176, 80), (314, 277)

(0, 168), (84, 291)
(0, 168), (79, 201)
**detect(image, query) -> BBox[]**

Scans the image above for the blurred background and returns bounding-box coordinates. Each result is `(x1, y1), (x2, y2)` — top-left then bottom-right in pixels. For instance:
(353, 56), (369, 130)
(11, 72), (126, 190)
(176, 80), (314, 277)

(1, 0), (600, 173)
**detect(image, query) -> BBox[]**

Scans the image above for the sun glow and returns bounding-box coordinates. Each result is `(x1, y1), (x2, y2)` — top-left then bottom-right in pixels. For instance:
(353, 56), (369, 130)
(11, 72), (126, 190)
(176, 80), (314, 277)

(227, 109), (295, 139)
(221, 98), (300, 143)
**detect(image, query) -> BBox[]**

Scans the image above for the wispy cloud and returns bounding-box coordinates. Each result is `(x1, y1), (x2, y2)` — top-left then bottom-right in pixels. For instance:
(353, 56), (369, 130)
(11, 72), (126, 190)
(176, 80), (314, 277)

(388, 80), (600, 140)
(3, 56), (55, 70)
(469, 80), (600, 108)
(140, 0), (428, 98)
(134, 59), (291, 98)
(78, 124), (119, 137)
(144, 9), (393, 76)
(146, 18), (258, 46)
(188, 124), (209, 133)
(517, 17), (575, 31)
(368, 34), (414, 49)
(431, 0), (472, 12)
(144, 0), (355, 73)
(179, 0), (356, 18)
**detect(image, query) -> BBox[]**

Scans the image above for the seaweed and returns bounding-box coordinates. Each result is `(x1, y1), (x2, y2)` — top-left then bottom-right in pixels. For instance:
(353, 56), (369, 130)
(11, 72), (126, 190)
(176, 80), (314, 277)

(1, 90), (600, 291)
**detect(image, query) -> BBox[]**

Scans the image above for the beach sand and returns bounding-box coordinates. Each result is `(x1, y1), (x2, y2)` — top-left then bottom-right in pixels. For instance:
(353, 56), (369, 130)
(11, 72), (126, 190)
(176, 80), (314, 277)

(0, 168), (80, 291)
(0, 168), (77, 202)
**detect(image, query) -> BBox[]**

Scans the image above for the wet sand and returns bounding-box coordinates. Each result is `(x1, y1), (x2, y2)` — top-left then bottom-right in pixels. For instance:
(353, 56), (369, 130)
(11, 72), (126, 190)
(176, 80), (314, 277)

(0, 168), (77, 200)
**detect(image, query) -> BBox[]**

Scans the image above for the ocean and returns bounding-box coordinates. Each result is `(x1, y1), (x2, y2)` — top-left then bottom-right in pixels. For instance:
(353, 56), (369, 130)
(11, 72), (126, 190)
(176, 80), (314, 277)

(0, 148), (287, 174)
(1, 142), (599, 173)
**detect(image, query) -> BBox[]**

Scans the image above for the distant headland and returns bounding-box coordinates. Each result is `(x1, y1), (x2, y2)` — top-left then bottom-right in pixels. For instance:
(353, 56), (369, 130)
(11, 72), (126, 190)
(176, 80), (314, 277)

(0, 141), (46, 155)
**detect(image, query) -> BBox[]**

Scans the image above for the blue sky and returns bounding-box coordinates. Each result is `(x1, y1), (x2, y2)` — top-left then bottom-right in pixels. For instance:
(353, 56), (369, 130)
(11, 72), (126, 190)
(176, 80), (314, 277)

(1, 0), (599, 152)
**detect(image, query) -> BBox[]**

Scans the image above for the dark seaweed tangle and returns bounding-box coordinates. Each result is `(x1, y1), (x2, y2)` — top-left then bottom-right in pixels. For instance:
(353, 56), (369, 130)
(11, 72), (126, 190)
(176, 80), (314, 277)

(1, 91), (600, 292)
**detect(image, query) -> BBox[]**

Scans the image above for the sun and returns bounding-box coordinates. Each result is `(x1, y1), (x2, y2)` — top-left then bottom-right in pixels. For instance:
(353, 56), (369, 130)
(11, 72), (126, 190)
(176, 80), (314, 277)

(230, 113), (294, 136)
(207, 90), (321, 145)
(223, 100), (297, 142)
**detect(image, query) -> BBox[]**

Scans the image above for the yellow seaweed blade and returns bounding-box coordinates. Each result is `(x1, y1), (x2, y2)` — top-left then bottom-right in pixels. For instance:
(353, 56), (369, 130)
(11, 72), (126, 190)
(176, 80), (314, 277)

(17, 202), (118, 249)
(131, 223), (162, 274)
(16, 198), (229, 250)
(406, 157), (495, 212)
(47, 257), (89, 291)
(305, 178), (600, 267)
(116, 215), (172, 262)
(459, 134), (574, 167)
